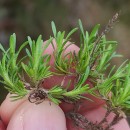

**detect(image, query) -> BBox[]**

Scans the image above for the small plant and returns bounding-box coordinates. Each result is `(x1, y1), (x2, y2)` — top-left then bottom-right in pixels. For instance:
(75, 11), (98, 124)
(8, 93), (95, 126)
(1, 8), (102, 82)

(0, 12), (129, 130)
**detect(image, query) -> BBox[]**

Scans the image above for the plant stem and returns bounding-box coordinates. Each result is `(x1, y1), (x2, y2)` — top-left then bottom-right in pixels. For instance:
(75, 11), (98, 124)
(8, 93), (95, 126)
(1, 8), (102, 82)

(105, 114), (123, 130)
(67, 112), (104, 130)
(99, 109), (112, 125)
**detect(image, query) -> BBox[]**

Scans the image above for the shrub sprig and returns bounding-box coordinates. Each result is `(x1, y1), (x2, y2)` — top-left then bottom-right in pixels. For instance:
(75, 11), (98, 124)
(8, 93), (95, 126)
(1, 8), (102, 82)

(1, 15), (130, 122)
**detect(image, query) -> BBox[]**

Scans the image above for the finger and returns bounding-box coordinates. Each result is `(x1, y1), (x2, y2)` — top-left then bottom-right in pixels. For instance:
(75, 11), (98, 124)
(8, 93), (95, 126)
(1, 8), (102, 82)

(7, 100), (67, 130)
(43, 39), (80, 66)
(37, 40), (79, 91)
(43, 40), (105, 112)
(85, 107), (130, 130)
(67, 106), (130, 130)
(0, 40), (77, 124)
(0, 120), (6, 130)
(0, 40), (104, 124)
(0, 94), (26, 125)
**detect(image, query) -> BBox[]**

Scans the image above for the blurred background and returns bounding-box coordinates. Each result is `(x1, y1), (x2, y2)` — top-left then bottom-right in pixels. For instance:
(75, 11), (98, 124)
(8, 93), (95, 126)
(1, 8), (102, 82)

(0, 0), (130, 121)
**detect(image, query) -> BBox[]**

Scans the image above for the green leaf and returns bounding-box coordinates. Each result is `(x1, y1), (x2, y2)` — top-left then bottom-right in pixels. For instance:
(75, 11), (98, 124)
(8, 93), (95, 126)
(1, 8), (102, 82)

(10, 33), (16, 55)
(89, 24), (100, 41)
(78, 19), (85, 39)
(66, 28), (78, 40)
(51, 21), (57, 38)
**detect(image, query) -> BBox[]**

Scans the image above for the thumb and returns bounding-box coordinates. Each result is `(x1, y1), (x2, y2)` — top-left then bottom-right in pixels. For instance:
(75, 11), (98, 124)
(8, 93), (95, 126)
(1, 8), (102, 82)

(7, 100), (67, 130)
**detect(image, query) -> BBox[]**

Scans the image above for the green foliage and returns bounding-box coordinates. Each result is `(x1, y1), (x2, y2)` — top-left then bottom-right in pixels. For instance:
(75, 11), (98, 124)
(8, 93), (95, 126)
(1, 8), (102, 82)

(0, 33), (28, 99)
(22, 36), (52, 85)
(63, 66), (90, 100)
(73, 20), (100, 75)
(95, 61), (130, 114)
(97, 61), (127, 97)
(48, 86), (66, 104)
(95, 36), (122, 73)
(48, 67), (90, 104)
(73, 20), (121, 84)
(51, 21), (78, 75)
(1, 19), (130, 120)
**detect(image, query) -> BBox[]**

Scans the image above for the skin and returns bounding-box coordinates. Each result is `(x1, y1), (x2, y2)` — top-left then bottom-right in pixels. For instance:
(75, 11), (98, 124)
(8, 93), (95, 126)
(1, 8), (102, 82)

(0, 41), (130, 130)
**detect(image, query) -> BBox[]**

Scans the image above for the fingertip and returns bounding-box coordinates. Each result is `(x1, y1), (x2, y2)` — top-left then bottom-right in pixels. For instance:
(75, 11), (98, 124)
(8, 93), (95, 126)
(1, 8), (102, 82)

(43, 39), (79, 65)
(112, 118), (130, 130)
(82, 106), (130, 130)
(0, 94), (26, 125)
(44, 39), (79, 54)
(7, 100), (67, 130)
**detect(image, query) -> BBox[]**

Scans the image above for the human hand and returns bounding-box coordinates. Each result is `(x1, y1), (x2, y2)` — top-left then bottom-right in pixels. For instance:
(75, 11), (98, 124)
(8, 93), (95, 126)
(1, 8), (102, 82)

(0, 42), (130, 130)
